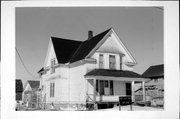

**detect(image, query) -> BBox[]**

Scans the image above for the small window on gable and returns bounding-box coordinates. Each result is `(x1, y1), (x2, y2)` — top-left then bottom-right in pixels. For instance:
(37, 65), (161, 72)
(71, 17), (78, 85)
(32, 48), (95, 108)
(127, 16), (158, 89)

(51, 59), (55, 74)
(99, 54), (104, 69)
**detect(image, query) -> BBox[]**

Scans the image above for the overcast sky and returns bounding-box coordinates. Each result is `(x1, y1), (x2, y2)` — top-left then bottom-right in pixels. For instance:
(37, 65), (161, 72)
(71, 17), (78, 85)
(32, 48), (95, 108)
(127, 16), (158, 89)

(16, 7), (163, 85)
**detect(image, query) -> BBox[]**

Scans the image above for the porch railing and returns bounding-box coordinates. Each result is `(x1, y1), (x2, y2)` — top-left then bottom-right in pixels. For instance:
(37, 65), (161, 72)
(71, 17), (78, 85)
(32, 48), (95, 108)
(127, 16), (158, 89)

(87, 94), (144, 103)
(87, 94), (128, 102)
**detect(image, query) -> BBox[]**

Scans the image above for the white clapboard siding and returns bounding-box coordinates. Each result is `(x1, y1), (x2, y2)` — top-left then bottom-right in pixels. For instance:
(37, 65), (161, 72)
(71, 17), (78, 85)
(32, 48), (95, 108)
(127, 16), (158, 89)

(69, 64), (87, 104)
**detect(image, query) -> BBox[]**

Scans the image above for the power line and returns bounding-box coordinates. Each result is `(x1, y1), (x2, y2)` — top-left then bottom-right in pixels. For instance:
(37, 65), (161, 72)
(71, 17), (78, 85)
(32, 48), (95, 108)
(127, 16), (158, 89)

(15, 47), (37, 79)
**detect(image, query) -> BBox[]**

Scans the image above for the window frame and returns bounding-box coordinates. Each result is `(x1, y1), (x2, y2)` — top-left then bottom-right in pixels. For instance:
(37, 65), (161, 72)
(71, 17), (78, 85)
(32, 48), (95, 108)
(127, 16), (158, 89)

(109, 55), (116, 69)
(99, 54), (104, 69)
(51, 58), (55, 74)
(120, 56), (123, 70)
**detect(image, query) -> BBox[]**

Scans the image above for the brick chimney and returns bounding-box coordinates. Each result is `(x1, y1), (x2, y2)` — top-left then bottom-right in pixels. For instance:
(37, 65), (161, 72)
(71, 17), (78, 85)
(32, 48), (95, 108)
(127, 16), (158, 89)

(88, 30), (93, 40)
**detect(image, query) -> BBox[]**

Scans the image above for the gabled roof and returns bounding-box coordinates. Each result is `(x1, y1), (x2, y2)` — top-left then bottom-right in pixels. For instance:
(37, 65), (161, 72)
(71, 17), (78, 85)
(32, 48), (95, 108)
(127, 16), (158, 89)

(27, 80), (40, 89)
(51, 28), (111, 64)
(16, 79), (23, 92)
(85, 69), (142, 78)
(142, 64), (164, 78)
(51, 37), (82, 63)
(38, 28), (136, 73)
(69, 28), (111, 63)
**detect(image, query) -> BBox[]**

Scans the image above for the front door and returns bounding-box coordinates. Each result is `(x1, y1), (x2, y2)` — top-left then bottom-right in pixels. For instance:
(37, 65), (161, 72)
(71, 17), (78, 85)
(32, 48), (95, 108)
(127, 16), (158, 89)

(126, 83), (132, 96)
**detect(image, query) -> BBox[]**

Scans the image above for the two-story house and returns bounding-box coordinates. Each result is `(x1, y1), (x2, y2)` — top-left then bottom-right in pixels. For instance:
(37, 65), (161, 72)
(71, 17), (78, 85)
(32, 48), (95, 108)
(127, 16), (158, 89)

(38, 28), (147, 110)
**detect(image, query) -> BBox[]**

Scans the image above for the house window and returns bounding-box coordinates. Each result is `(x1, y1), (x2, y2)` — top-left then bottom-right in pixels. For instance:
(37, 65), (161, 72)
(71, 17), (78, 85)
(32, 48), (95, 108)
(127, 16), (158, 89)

(99, 54), (104, 69)
(109, 55), (116, 69)
(50, 83), (55, 97)
(51, 59), (55, 74)
(104, 81), (109, 87)
(120, 56), (123, 70)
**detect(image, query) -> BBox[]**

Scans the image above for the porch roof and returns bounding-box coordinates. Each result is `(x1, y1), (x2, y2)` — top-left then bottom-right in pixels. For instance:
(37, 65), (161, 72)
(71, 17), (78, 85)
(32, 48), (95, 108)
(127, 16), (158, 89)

(85, 69), (142, 78)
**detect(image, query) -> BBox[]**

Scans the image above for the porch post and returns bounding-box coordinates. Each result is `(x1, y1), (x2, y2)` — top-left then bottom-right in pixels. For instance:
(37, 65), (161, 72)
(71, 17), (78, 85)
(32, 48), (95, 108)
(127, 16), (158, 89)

(142, 81), (146, 102)
(131, 81), (135, 103)
(93, 78), (97, 110)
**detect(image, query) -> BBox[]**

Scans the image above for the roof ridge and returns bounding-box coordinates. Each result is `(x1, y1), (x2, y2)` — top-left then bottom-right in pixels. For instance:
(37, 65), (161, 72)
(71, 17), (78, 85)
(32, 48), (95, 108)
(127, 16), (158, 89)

(69, 28), (112, 63)
(151, 64), (164, 67)
(51, 36), (82, 43)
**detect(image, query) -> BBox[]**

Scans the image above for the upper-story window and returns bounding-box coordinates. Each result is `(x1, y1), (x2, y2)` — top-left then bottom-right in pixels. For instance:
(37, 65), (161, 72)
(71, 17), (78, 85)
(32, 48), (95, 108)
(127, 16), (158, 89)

(120, 56), (123, 70)
(51, 59), (55, 74)
(109, 55), (116, 69)
(99, 54), (104, 69)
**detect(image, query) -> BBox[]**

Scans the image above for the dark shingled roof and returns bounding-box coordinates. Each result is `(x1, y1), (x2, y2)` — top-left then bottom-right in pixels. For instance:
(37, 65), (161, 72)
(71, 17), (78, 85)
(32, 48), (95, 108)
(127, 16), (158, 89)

(69, 28), (111, 63)
(85, 69), (142, 78)
(51, 37), (82, 63)
(16, 79), (23, 92)
(142, 64), (164, 78)
(28, 80), (40, 89)
(38, 68), (44, 73)
(38, 28), (112, 73)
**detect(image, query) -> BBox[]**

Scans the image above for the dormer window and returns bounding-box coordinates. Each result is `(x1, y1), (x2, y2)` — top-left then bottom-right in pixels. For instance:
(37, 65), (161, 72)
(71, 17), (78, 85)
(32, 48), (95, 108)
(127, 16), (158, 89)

(99, 54), (104, 69)
(109, 55), (116, 69)
(51, 59), (55, 74)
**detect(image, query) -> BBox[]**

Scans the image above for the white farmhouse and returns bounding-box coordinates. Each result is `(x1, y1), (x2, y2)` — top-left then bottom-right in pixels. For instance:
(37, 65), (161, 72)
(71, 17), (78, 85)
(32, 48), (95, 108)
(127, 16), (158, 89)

(38, 28), (147, 110)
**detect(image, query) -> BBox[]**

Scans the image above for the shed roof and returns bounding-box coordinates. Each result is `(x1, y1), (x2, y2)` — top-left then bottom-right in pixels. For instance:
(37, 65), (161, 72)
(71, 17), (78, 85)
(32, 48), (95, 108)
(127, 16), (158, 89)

(142, 64), (164, 78)
(28, 80), (40, 89)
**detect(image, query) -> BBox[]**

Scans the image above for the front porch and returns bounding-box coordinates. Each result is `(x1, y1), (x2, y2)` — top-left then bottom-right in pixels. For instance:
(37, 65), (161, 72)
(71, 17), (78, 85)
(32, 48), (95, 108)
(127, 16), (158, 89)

(84, 69), (148, 110)
(86, 78), (146, 109)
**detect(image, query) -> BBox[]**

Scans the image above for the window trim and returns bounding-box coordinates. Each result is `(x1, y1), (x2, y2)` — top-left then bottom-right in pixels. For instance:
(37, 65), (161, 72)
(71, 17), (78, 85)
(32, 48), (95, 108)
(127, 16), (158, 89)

(120, 56), (123, 70)
(51, 59), (55, 74)
(99, 54), (104, 69)
(109, 55), (116, 69)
